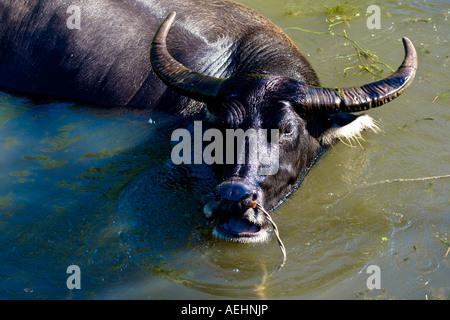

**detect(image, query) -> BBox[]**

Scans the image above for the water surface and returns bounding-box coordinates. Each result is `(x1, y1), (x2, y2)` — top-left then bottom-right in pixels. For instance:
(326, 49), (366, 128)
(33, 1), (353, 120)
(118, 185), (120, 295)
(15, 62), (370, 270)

(0, 0), (448, 299)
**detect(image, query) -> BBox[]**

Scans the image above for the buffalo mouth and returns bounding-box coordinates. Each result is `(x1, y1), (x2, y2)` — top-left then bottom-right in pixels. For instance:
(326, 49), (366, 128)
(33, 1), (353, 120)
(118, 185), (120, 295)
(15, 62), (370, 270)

(213, 215), (270, 243)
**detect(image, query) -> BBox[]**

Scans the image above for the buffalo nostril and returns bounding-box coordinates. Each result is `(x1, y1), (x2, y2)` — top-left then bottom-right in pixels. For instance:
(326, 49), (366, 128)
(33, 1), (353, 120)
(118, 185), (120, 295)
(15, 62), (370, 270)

(218, 183), (252, 202)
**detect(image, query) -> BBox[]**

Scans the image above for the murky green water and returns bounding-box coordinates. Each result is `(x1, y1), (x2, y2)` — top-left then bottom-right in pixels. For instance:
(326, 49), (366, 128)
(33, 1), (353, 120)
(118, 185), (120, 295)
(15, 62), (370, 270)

(0, 0), (448, 299)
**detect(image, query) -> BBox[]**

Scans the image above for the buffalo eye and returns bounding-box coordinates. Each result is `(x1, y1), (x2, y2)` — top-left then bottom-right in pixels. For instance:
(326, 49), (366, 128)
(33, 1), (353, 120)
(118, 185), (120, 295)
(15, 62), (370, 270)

(279, 122), (296, 138)
(272, 101), (297, 138)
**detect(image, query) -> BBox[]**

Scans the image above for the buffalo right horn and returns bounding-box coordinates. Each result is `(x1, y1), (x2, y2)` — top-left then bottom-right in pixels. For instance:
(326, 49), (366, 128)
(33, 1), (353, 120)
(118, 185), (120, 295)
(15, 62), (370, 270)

(151, 11), (227, 103)
(296, 37), (418, 114)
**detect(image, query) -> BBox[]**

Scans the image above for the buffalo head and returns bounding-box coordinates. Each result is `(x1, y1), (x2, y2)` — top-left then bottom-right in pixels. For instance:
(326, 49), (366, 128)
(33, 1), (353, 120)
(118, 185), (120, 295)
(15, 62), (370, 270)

(150, 12), (417, 243)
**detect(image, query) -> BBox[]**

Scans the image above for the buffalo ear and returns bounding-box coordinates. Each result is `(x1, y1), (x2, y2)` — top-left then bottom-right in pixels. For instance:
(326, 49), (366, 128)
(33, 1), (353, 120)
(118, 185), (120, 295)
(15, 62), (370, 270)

(318, 113), (381, 146)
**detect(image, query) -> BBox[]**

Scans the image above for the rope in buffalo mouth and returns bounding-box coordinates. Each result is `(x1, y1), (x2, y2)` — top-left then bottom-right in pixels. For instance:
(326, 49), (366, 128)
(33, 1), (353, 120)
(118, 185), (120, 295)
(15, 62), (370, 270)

(241, 198), (287, 270)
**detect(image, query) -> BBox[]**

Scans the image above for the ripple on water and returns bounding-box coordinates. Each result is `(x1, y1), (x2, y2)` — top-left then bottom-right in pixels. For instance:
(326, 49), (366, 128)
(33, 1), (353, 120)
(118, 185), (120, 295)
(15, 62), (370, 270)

(396, 245), (440, 274)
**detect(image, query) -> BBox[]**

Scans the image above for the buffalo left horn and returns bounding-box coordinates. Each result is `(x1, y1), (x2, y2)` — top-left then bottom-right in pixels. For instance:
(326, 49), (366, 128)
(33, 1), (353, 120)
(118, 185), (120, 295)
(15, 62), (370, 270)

(295, 37), (417, 113)
(151, 11), (227, 103)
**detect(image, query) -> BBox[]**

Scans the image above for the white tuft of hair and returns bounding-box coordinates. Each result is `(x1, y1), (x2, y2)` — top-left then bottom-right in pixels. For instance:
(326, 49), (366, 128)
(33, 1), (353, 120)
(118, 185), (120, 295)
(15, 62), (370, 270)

(320, 114), (381, 147)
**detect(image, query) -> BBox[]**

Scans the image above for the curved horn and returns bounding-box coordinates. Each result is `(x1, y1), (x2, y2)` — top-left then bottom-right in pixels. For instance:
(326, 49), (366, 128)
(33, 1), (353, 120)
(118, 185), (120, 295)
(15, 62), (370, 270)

(151, 12), (227, 103)
(297, 37), (417, 113)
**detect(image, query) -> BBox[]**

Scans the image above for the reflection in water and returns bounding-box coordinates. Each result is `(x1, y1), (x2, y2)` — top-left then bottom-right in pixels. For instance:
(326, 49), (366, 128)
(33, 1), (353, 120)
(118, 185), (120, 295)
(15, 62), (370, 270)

(0, 94), (175, 298)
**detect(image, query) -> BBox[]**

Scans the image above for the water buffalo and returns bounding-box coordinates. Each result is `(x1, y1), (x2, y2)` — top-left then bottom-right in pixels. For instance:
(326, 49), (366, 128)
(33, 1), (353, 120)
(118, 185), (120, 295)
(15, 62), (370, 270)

(0, 0), (417, 243)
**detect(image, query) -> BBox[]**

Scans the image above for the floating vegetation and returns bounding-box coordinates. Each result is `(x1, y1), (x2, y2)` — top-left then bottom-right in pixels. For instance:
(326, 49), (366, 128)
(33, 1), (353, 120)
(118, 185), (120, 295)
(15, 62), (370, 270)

(339, 30), (395, 76)
(43, 160), (68, 169)
(57, 120), (88, 132)
(403, 17), (432, 24)
(284, 2), (302, 16)
(23, 155), (50, 161)
(55, 180), (83, 190)
(53, 205), (66, 213)
(325, 1), (357, 15)
(0, 192), (14, 207)
(0, 198), (12, 206)
(81, 146), (127, 160)
(31, 113), (46, 120)
(394, 117), (436, 131)
(76, 164), (113, 181)
(441, 240), (450, 257)
(432, 91), (449, 103)
(3, 137), (19, 150)
(41, 134), (86, 151)
(10, 171), (34, 177)
(9, 171), (36, 183)
(326, 4), (347, 15)
(0, 104), (26, 128)
(285, 6), (394, 78)
(22, 154), (68, 169)
(354, 288), (388, 300)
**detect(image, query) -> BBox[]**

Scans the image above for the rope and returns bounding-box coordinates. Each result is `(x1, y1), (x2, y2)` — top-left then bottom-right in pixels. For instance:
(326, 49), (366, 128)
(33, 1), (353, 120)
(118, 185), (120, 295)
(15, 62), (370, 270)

(242, 198), (287, 270)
